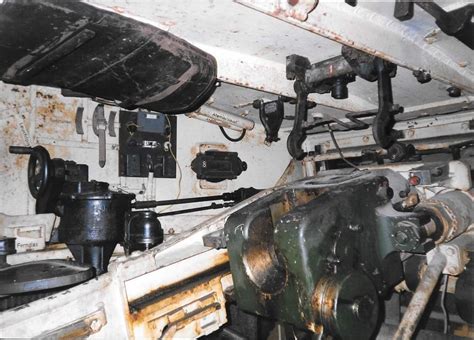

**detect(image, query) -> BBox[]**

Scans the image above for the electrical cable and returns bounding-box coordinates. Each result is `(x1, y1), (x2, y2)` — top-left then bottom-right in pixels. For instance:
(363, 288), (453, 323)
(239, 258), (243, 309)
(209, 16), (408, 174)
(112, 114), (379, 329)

(158, 115), (183, 214)
(219, 125), (246, 142)
(441, 274), (449, 334)
(327, 125), (361, 170)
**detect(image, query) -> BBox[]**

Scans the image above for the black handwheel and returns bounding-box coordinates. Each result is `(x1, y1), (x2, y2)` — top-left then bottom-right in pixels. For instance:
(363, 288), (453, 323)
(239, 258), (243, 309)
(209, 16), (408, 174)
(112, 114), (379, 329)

(27, 146), (51, 198)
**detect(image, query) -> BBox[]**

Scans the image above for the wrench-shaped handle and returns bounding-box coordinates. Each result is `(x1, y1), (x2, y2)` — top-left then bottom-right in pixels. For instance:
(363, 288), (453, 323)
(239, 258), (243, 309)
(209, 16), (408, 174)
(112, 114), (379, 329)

(92, 104), (107, 168)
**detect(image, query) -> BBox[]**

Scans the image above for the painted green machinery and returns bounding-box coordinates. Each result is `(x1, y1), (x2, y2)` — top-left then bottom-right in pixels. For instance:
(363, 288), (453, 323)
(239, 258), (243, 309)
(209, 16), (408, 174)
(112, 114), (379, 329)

(225, 170), (427, 339)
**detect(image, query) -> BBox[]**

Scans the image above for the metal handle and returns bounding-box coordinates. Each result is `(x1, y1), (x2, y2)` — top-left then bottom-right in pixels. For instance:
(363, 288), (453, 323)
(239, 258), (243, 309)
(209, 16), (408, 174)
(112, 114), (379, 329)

(9, 146), (33, 154)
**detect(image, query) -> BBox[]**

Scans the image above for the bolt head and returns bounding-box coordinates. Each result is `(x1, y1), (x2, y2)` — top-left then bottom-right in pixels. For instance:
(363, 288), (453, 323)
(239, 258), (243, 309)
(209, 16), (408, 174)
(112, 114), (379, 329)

(395, 231), (408, 244)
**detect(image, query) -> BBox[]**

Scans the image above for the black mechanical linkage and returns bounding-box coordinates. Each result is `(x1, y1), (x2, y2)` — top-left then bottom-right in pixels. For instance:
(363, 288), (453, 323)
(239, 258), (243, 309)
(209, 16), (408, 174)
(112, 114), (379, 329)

(372, 58), (403, 149)
(285, 46), (411, 161)
(155, 202), (235, 217)
(287, 85), (309, 160)
(132, 187), (260, 209)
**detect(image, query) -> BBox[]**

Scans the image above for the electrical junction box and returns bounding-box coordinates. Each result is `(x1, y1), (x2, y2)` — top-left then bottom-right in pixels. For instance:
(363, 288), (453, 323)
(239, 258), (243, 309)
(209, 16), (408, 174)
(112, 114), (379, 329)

(119, 111), (177, 178)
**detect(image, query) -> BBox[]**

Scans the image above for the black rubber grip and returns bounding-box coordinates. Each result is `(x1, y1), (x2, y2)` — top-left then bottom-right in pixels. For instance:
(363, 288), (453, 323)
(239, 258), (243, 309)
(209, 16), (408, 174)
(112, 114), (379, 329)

(9, 146), (33, 154)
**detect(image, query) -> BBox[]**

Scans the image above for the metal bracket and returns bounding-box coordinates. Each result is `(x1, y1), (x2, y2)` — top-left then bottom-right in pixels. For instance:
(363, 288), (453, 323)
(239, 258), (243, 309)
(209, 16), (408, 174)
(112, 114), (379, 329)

(75, 107), (84, 135)
(429, 244), (467, 276)
(108, 111), (117, 137)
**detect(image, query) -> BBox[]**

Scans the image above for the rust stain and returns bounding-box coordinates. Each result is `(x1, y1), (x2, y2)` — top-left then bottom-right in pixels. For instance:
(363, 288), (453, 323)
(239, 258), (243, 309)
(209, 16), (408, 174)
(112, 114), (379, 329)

(127, 274), (227, 338)
(35, 92), (78, 139)
(311, 276), (338, 327)
(36, 91), (54, 100)
(14, 155), (28, 169)
(307, 322), (323, 334)
(212, 251), (229, 267)
(48, 145), (71, 159)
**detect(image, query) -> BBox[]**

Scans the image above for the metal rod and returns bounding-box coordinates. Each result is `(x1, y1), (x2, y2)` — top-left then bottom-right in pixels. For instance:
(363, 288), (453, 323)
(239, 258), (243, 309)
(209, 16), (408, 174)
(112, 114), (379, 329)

(393, 250), (447, 340)
(132, 187), (260, 209)
(132, 195), (227, 209)
(156, 202), (234, 217)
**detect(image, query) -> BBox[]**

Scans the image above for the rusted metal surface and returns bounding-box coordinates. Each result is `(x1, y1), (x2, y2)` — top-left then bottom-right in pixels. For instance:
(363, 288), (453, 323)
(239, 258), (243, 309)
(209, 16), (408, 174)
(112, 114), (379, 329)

(128, 273), (230, 339)
(35, 91), (80, 142)
(311, 276), (336, 334)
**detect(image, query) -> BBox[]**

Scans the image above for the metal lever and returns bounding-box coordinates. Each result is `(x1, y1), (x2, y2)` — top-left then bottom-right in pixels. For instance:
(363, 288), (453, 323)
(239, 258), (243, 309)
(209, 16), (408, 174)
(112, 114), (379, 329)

(92, 104), (107, 168)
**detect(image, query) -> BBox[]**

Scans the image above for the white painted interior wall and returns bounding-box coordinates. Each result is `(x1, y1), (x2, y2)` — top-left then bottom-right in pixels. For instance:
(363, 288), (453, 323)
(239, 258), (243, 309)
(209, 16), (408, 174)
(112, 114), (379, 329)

(0, 82), (291, 233)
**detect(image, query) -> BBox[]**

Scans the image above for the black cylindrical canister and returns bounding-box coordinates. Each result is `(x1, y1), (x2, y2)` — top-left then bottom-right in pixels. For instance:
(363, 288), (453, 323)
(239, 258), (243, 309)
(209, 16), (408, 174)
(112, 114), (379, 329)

(125, 210), (163, 254)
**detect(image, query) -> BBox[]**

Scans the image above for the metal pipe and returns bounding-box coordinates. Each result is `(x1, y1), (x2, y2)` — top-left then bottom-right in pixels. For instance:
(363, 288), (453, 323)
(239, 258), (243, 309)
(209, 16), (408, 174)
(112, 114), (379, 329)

(187, 105), (255, 131)
(305, 55), (353, 84)
(379, 323), (463, 339)
(393, 250), (447, 340)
